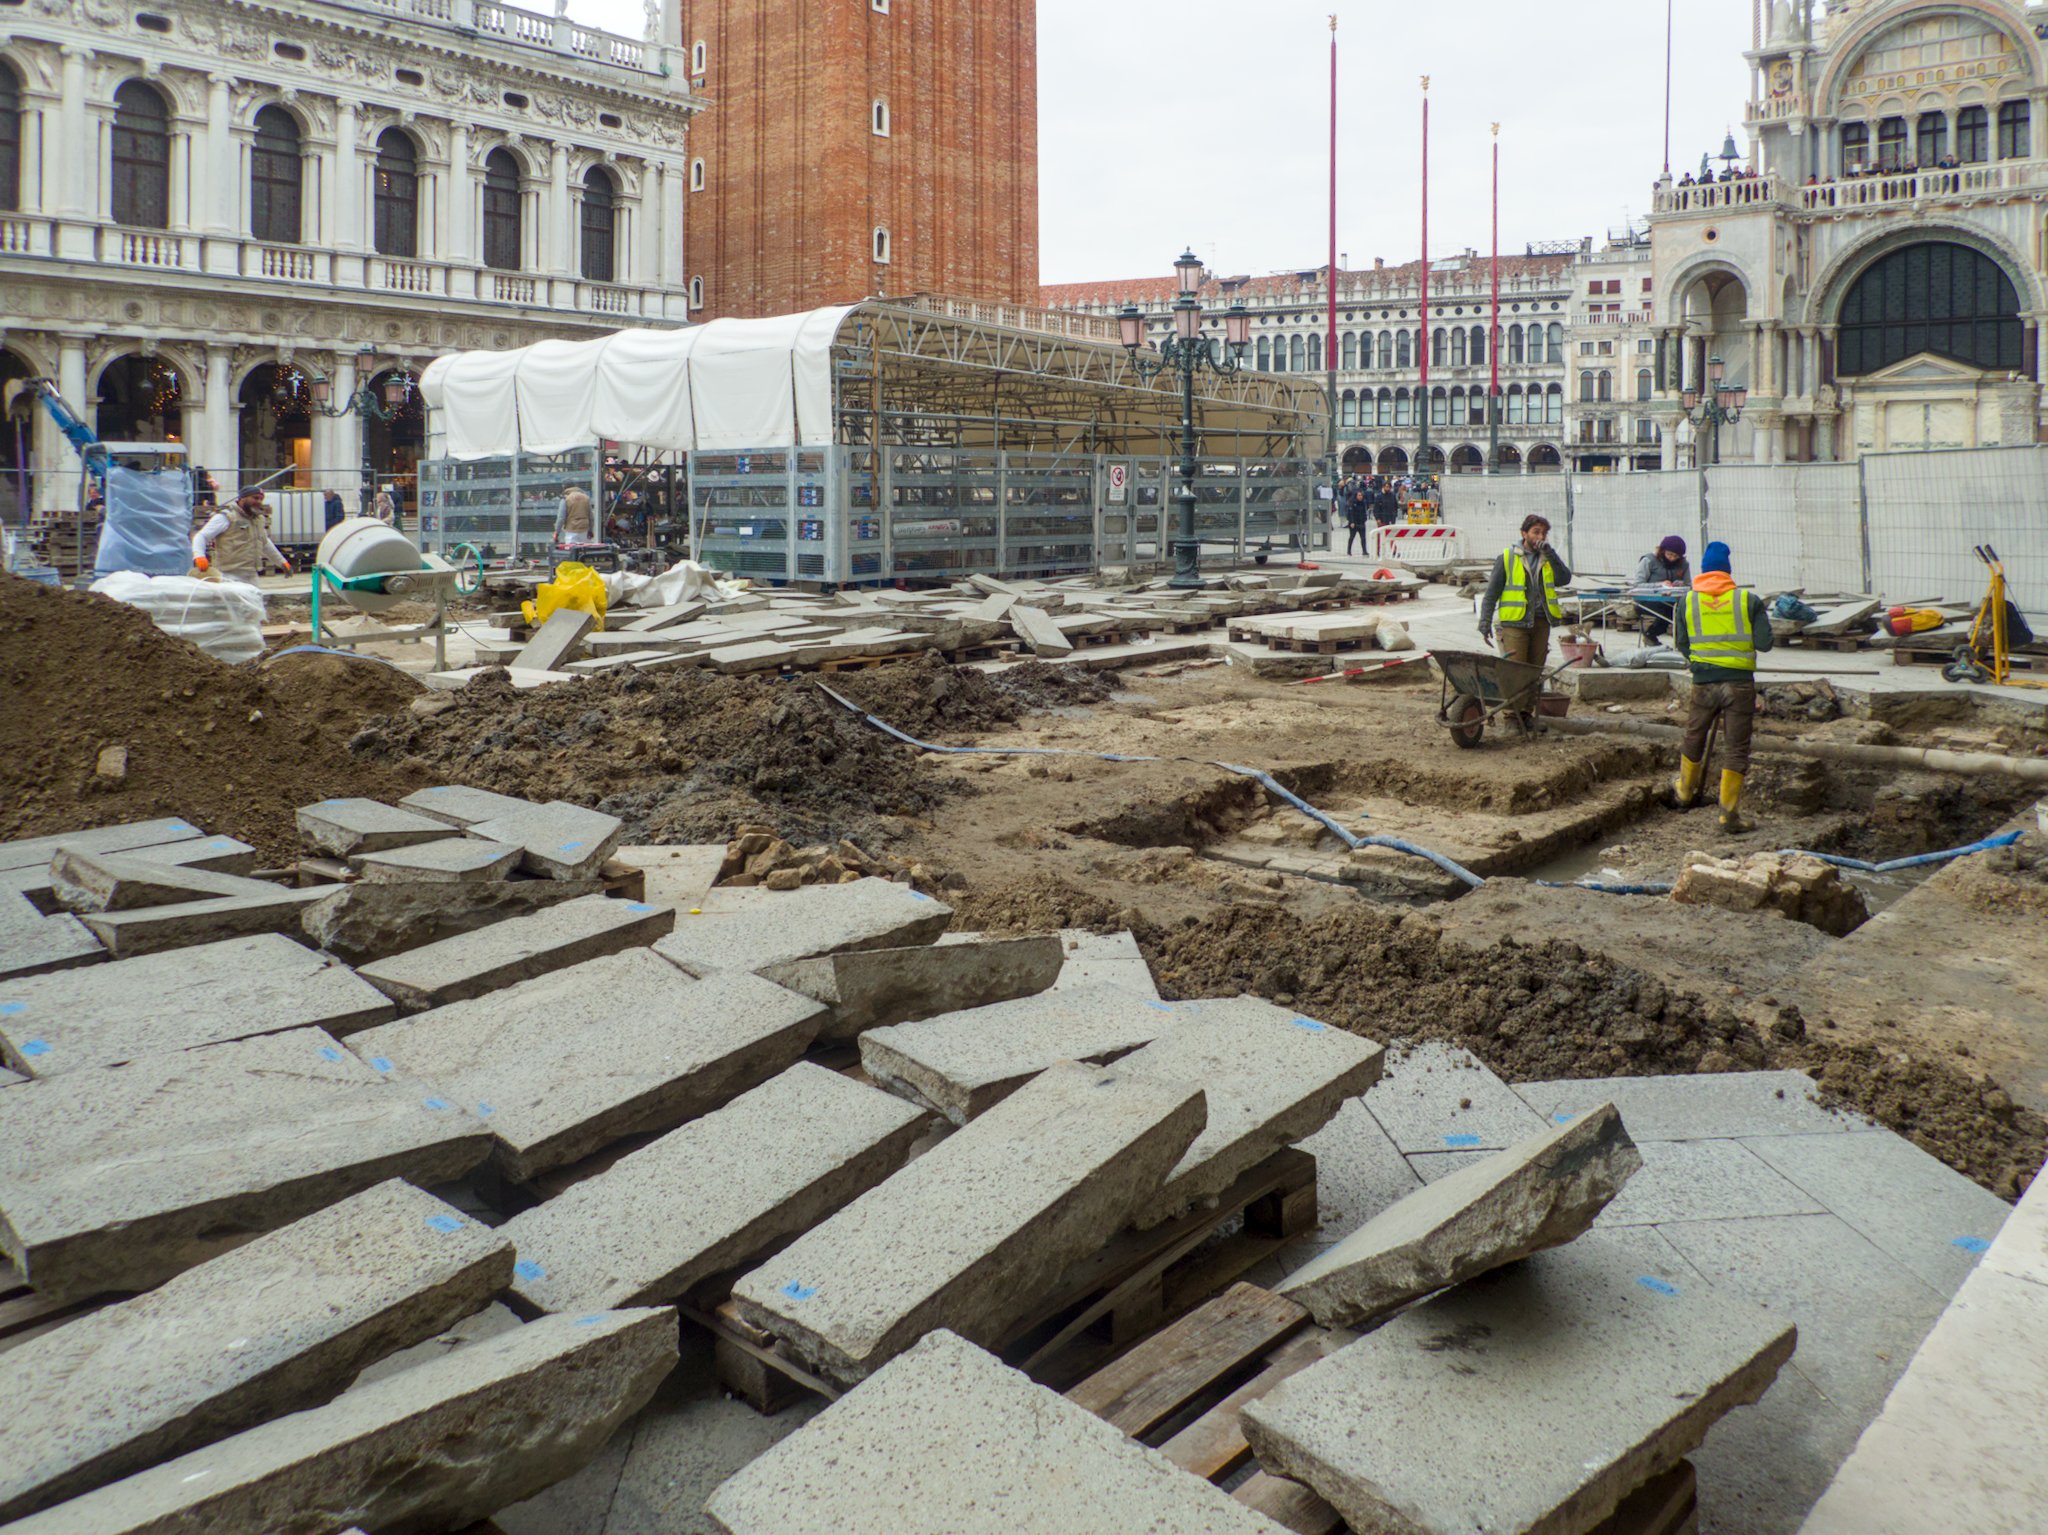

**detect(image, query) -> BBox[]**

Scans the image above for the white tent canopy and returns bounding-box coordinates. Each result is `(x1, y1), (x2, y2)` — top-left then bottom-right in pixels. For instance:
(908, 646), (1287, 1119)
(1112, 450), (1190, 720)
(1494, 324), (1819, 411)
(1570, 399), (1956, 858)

(419, 306), (853, 461)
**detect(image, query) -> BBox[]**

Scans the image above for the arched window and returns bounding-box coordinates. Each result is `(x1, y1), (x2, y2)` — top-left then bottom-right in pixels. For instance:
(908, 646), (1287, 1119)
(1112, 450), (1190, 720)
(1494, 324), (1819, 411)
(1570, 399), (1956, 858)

(373, 130), (418, 259)
(1377, 330), (1392, 368)
(1430, 386), (1448, 426)
(0, 63), (19, 213)
(1431, 329), (1447, 367)
(1597, 370), (1613, 402)
(1546, 322), (1563, 364)
(1395, 330), (1412, 368)
(483, 149), (522, 271)
(689, 275), (704, 309)
(1506, 385), (1525, 425)
(1308, 333), (1322, 372)
(1341, 332), (1357, 370)
(1579, 371), (1596, 403)
(1451, 328), (1467, 367)
(690, 158), (706, 191)
(251, 106), (302, 244)
(1290, 335), (1306, 371)
(1377, 388), (1393, 427)
(1957, 106), (1989, 163)
(1837, 241), (2023, 376)
(1394, 387), (1413, 427)
(1998, 101), (2030, 160)
(111, 81), (171, 229)
(1509, 324), (1525, 364)
(872, 99), (890, 137)
(1841, 121), (1869, 170)
(581, 166), (617, 281)
(873, 225), (891, 263)
(1471, 325), (1487, 367)
(1917, 112), (1946, 167)
(1256, 337), (1271, 371)
(1546, 384), (1564, 423)
(1876, 115), (1908, 170)
(1339, 392), (1356, 428)
(1636, 367), (1653, 402)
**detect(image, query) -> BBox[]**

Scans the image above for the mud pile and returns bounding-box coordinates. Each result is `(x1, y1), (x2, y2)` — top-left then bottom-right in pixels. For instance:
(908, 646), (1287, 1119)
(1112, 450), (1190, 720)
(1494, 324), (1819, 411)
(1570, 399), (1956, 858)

(1130, 899), (2043, 1196)
(0, 575), (422, 861)
(828, 654), (1121, 741)
(349, 666), (963, 850)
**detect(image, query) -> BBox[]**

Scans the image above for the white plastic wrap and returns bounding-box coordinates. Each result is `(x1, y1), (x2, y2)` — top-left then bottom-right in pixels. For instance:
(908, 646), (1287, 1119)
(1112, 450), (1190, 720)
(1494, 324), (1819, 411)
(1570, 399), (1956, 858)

(90, 572), (267, 665)
(603, 558), (744, 609)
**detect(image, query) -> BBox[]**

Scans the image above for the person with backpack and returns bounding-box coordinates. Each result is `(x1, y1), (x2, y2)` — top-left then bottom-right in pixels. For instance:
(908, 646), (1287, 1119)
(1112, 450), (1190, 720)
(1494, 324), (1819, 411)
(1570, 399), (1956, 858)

(1670, 540), (1774, 832)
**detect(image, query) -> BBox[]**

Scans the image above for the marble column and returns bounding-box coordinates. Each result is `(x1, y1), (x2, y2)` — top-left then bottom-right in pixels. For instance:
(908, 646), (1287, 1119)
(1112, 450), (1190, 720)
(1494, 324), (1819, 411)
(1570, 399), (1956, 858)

(548, 141), (570, 277)
(203, 345), (234, 492)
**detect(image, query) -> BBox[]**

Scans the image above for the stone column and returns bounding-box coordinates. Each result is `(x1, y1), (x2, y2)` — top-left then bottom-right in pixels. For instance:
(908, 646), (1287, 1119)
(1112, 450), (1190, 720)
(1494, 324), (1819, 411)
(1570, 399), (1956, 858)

(203, 345), (234, 493)
(330, 354), (365, 512)
(52, 48), (92, 259)
(334, 102), (361, 252)
(547, 142), (570, 277)
(49, 335), (88, 512)
(665, 157), (686, 313)
(446, 123), (474, 297)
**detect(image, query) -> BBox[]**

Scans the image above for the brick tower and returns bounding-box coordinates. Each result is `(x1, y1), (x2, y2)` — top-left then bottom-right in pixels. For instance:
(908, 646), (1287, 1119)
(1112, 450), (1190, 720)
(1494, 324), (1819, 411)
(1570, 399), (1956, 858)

(680, 0), (1038, 319)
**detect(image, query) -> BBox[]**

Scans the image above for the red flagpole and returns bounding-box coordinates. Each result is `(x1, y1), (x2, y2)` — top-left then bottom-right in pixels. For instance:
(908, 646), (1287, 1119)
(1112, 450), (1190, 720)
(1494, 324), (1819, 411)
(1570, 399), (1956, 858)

(1327, 16), (1338, 494)
(1490, 125), (1500, 470)
(1418, 77), (1431, 478)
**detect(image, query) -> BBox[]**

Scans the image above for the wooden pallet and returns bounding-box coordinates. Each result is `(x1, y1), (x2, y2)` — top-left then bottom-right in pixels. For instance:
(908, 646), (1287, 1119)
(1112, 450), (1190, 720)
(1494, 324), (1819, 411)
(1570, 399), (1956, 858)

(0, 1260), (112, 1356)
(1784, 632), (1873, 654)
(1225, 629), (1372, 656)
(697, 1147), (1318, 1414)
(1068, 1280), (1701, 1535)
(803, 652), (923, 674)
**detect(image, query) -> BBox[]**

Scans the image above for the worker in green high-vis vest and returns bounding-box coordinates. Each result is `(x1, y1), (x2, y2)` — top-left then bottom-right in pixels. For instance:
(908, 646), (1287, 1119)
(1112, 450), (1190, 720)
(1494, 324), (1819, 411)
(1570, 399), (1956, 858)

(1670, 539), (1774, 833)
(1478, 514), (1573, 731)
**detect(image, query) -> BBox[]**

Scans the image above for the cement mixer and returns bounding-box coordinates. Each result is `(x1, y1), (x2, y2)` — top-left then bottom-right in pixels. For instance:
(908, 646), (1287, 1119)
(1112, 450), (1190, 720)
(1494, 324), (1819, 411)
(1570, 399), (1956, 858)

(310, 518), (480, 671)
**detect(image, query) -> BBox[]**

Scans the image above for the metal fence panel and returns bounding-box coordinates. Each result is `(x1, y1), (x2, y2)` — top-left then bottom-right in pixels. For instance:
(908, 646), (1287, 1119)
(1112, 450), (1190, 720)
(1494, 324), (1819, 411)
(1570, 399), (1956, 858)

(1569, 472), (1701, 579)
(1440, 477), (1567, 566)
(1705, 463), (1863, 594)
(1865, 447), (2048, 611)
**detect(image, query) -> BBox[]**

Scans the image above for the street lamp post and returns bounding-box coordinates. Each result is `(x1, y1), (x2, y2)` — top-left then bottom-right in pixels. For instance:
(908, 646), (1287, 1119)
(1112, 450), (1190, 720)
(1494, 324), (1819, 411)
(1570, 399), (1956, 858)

(1680, 354), (1747, 466)
(301, 357), (415, 518)
(1118, 251), (1251, 590)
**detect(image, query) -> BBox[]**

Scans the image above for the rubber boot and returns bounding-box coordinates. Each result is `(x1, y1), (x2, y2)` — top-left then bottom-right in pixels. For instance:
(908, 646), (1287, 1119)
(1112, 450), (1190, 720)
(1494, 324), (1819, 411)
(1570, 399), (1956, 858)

(1668, 755), (1705, 810)
(1719, 770), (1748, 834)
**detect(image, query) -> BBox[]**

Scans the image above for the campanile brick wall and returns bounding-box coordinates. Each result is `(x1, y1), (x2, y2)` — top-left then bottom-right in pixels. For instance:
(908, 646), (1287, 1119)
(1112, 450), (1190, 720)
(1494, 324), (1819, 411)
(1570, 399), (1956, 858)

(682, 0), (1038, 319)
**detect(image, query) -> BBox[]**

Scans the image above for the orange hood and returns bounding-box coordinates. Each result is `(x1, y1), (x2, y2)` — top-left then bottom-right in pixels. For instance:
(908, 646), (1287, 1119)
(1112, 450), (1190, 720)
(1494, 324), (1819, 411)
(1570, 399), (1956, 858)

(1692, 572), (1737, 597)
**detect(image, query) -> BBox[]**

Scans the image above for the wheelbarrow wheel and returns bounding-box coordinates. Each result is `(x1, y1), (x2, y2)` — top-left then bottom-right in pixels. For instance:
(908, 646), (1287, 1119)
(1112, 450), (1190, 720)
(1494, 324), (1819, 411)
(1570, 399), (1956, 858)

(1448, 693), (1487, 749)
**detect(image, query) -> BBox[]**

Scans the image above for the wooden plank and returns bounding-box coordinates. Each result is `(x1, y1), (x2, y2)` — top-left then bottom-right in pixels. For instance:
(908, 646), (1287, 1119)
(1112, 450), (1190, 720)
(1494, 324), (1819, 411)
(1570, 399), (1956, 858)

(1231, 1472), (1342, 1535)
(1593, 1460), (1698, 1535)
(1064, 1283), (1308, 1438)
(1157, 1328), (1352, 1479)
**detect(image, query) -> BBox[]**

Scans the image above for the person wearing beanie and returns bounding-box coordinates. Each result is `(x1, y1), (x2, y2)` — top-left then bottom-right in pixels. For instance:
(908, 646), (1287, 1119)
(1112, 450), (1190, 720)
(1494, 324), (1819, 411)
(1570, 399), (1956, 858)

(1478, 514), (1574, 730)
(1669, 539), (1773, 832)
(1633, 535), (1692, 641)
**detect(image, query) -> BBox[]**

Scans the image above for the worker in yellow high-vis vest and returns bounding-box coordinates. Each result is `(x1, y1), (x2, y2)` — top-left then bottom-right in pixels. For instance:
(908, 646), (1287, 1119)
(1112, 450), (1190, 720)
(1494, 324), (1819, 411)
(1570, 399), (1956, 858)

(1670, 540), (1774, 832)
(1478, 514), (1573, 730)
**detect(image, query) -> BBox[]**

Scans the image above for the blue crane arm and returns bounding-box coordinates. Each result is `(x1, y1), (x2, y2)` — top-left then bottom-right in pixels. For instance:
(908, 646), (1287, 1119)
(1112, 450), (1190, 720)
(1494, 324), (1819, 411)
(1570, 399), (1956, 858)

(23, 379), (100, 457)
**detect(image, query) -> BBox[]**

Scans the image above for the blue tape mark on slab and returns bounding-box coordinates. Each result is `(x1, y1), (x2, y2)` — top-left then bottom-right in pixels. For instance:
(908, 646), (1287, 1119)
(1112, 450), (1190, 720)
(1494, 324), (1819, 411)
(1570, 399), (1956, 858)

(1443, 1133), (1482, 1148)
(1145, 1001), (1176, 1013)
(1290, 1016), (1327, 1032)
(210, 840), (236, 851)
(1637, 1276), (1681, 1297)
(1953, 1236), (1993, 1255)
(0, 1002), (25, 1016)
(575, 1314), (604, 1326)
(318, 1046), (344, 1063)
(908, 891), (933, 902)
(20, 1039), (50, 1057)
(514, 1259), (546, 1281)
(370, 1057), (393, 1073)
(626, 903), (655, 913)
(780, 1281), (818, 1302)
(423, 1214), (462, 1234)
(168, 821), (196, 832)
(559, 841), (585, 852)
(422, 1096), (453, 1111)
(477, 1102), (496, 1118)
(1553, 1112), (1576, 1124)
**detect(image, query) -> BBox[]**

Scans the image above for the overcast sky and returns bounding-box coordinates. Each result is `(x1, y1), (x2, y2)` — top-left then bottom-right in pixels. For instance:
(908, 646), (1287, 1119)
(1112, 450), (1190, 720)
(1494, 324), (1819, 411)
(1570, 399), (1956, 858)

(573, 0), (1756, 285)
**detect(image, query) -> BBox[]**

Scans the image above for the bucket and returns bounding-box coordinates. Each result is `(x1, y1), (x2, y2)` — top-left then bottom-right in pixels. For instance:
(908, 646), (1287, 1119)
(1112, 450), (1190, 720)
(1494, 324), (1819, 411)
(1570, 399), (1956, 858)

(1536, 693), (1572, 719)
(1559, 637), (1602, 668)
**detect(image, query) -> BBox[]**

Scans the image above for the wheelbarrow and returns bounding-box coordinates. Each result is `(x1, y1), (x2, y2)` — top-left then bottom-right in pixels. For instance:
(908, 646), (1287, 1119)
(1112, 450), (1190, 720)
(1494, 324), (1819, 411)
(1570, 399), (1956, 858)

(1433, 648), (1575, 749)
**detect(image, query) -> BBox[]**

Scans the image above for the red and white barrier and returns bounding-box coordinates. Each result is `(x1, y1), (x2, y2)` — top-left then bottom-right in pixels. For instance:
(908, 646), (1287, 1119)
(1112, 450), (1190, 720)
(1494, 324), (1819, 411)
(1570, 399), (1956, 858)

(1373, 525), (1464, 563)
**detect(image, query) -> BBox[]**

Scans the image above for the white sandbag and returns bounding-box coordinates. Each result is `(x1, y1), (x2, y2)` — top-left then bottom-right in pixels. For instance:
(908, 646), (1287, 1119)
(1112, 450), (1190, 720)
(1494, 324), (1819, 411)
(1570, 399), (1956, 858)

(1376, 621), (1417, 652)
(90, 572), (267, 665)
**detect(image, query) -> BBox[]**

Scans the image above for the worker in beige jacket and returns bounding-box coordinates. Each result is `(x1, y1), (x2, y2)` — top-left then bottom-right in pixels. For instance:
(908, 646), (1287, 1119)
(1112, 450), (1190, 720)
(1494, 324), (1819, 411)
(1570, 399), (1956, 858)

(192, 489), (291, 583)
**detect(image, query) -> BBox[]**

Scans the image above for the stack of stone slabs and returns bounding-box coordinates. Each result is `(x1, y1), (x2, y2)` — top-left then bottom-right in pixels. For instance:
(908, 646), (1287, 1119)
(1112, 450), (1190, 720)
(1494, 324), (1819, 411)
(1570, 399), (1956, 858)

(654, 879), (952, 978)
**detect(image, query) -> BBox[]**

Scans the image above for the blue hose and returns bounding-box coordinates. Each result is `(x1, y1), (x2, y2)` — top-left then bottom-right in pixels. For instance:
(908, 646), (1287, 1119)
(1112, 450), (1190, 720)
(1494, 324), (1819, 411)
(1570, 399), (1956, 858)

(1538, 880), (1677, 895)
(1784, 830), (2024, 875)
(261, 644), (416, 675)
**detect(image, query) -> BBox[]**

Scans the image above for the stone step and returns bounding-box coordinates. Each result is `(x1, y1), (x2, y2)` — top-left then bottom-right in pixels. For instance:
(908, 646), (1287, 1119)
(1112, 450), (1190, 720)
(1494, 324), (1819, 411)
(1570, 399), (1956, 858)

(1114, 1000), (1385, 1228)
(77, 885), (344, 959)
(759, 934), (1063, 1042)
(1050, 929), (1160, 998)
(614, 845), (726, 909)
(514, 607), (596, 671)
(465, 801), (626, 881)
(1240, 1231), (1797, 1535)
(731, 1060), (1207, 1386)
(0, 932), (395, 1078)
(349, 840), (523, 884)
(296, 799), (456, 858)
(47, 850), (291, 914)
(0, 835), (257, 903)
(858, 983), (1183, 1125)
(0, 895), (103, 981)
(0, 1027), (494, 1302)
(0, 818), (209, 874)
(354, 894), (675, 1011)
(398, 786), (544, 829)
(1, 1310), (676, 1535)
(346, 953), (824, 1182)
(0, 1180), (512, 1523)
(504, 1062), (928, 1315)
(705, 1330), (1289, 1535)
(653, 878), (951, 978)
(302, 878), (604, 966)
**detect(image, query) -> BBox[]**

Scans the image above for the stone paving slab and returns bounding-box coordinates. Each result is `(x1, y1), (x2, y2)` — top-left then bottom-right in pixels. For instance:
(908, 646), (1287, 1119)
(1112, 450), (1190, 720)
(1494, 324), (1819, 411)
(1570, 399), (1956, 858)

(1279, 1104), (1641, 1327)
(859, 983), (1185, 1124)
(297, 799), (455, 857)
(1010, 606), (1075, 657)
(0, 1180), (513, 1522)
(0, 895), (103, 980)
(355, 894), (675, 1011)
(399, 785), (544, 828)
(1050, 929), (1160, 997)
(731, 1060), (1207, 1385)
(1241, 1229), (1797, 1535)
(0, 835), (257, 901)
(0, 818), (208, 873)
(504, 1063), (928, 1315)
(1513, 1071), (1864, 1141)
(654, 879), (951, 978)
(46, 849), (285, 913)
(350, 839), (522, 883)
(1592, 1138), (1830, 1229)
(705, 1330), (1287, 1535)
(615, 845), (726, 909)
(348, 953), (822, 1182)
(759, 934), (1063, 1043)
(77, 885), (343, 959)
(1362, 1041), (1549, 1153)
(515, 607), (597, 671)
(1116, 1001), (1384, 1227)
(1280, 1099), (1423, 1266)
(4, 1309), (677, 1535)
(0, 933), (395, 1077)
(1741, 1130), (2013, 1295)
(468, 801), (627, 881)
(0, 1027), (494, 1301)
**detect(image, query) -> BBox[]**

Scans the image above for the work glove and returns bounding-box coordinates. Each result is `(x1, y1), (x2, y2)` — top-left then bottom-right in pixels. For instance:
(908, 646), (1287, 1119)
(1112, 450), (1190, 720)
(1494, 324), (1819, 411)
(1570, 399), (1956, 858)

(191, 555), (210, 574)
(1477, 622), (1492, 644)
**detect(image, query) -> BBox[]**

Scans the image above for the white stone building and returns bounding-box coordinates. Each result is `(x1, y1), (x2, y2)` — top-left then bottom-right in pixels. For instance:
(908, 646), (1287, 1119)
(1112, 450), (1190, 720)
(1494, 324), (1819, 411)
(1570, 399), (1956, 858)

(1043, 251), (1577, 476)
(0, 0), (701, 515)
(1565, 232), (1667, 473)
(1648, 0), (2048, 463)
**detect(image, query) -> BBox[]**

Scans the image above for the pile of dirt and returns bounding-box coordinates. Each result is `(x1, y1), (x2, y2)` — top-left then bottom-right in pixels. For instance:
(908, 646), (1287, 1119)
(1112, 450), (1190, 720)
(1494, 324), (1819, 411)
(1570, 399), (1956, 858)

(1137, 901), (2044, 1197)
(827, 655), (1121, 742)
(349, 666), (962, 850)
(0, 576), (423, 861)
